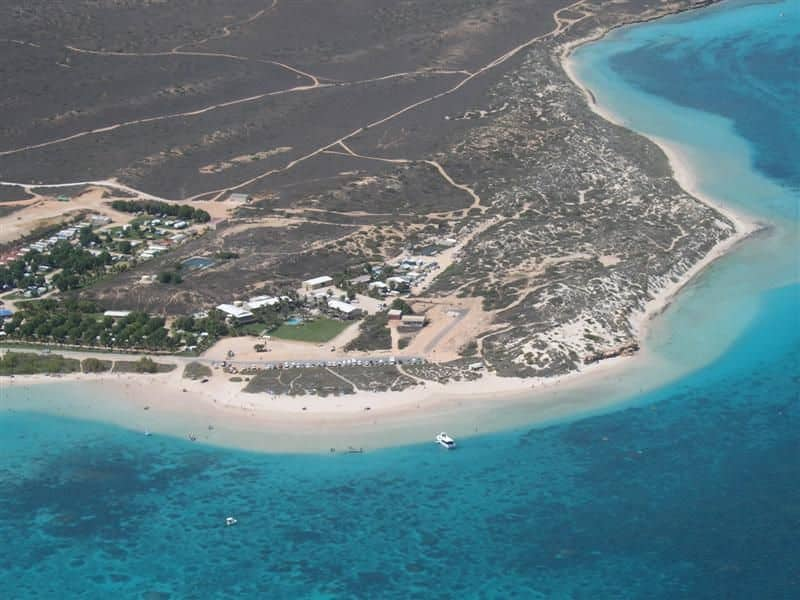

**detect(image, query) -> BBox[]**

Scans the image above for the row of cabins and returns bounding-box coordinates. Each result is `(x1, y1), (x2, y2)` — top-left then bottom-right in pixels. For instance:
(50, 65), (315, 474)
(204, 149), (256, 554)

(148, 218), (188, 230)
(388, 310), (427, 329)
(345, 259), (437, 296)
(15, 222), (90, 257)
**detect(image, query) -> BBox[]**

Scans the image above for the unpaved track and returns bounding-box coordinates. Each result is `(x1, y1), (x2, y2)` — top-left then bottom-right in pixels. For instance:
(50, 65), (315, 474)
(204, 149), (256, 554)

(2, 1), (589, 203)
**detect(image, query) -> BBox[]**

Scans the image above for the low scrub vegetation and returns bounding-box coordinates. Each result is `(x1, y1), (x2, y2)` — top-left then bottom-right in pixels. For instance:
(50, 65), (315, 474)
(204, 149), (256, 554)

(0, 351), (80, 375)
(345, 313), (391, 352)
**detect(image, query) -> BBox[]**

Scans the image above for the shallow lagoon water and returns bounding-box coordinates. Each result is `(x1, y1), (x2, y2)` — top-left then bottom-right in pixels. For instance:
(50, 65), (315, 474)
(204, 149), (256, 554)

(1, 1), (799, 597)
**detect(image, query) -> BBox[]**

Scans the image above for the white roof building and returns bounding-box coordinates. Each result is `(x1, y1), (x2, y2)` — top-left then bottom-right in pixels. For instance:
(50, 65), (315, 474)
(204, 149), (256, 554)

(103, 310), (132, 318)
(247, 295), (280, 310)
(327, 299), (361, 316)
(216, 304), (255, 322)
(303, 275), (333, 290)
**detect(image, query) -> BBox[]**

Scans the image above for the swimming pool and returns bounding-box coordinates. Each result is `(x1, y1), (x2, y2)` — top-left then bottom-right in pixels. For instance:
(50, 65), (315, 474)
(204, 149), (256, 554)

(181, 256), (215, 271)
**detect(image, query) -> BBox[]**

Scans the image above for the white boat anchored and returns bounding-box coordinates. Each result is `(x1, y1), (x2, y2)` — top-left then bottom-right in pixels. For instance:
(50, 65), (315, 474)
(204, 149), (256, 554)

(435, 432), (456, 449)
(225, 516), (238, 527)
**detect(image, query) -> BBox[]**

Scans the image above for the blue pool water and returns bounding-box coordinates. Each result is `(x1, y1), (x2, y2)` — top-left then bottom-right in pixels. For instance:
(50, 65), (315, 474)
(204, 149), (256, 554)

(181, 256), (215, 271)
(1, 1), (799, 597)
(285, 317), (303, 326)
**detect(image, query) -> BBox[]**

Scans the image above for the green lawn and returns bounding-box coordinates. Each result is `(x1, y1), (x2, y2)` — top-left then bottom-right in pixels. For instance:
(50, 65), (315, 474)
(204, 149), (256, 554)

(269, 318), (351, 343)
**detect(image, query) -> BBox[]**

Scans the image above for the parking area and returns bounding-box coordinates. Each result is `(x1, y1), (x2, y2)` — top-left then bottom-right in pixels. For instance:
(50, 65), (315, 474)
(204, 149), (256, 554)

(213, 355), (426, 371)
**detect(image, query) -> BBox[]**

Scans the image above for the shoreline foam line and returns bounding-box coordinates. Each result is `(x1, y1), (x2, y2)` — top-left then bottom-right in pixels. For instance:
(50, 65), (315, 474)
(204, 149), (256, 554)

(0, 1), (760, 453)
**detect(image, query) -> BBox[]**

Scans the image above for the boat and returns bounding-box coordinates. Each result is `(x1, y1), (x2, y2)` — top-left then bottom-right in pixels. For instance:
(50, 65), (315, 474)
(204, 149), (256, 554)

(143, 430), (152, 437)
(225, 517), (238, 526)
(435, 432), (456, 449)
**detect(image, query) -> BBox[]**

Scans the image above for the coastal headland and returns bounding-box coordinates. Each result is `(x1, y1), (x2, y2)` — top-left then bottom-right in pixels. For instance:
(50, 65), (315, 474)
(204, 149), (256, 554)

(0, 0), (756, 450)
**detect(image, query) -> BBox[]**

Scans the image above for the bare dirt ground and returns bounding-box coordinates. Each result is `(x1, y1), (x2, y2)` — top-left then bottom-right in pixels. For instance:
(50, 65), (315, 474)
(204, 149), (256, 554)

(0, 0), (734, 381)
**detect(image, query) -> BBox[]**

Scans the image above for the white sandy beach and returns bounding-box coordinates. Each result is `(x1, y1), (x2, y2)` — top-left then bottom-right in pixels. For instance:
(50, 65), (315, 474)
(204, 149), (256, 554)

(0, 26), (764, 454)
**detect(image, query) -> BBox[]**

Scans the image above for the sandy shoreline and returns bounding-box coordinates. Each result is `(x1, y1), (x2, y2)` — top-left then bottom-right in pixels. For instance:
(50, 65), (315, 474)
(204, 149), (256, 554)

(559, 34), (761, 332)
(1, 7), (762, 453)
(1, 347), (660, 453)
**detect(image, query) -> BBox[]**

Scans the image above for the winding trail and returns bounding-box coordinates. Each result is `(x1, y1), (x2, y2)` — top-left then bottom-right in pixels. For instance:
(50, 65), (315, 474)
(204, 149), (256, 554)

(2, 0), (589, 203)
(0, 179), (170, 202)
(184, 0), (589, 201)
(64, 45), (323, 87)
(172, 0), (280, 53)
(324, 143), (484, 215)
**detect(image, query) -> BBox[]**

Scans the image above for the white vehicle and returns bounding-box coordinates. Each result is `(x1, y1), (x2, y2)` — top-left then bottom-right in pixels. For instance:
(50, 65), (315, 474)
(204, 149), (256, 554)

(435, 432), (456, 449)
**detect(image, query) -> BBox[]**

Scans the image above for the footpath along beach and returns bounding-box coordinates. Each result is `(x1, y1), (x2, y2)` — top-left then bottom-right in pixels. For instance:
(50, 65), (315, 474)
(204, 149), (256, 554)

(2, 0), (796, 455)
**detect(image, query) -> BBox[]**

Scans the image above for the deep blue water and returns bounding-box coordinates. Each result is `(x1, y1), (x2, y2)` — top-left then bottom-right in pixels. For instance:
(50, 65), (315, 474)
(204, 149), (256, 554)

(610, 1), (800, 193)
(2, 1), (799, 598)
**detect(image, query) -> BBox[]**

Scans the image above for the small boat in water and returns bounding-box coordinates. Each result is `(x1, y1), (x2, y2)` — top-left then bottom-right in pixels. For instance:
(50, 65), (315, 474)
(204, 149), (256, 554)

(435, 432), (456, 449)
(225, 516), (238, 526)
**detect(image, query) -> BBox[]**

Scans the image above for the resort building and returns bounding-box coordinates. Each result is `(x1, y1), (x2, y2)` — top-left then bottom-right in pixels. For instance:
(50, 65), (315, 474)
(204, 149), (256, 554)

(386, 276), (411, 291)
(327, 299), (361, 319)
(387, 309), (403, 321)
(247, 295), (280, 310)
(216, 303), (255, 324)
(302, 275), (333, 291)
(400, 315), (427, 329)
(368, 281), (389, 294)
(228, 193), (252, 203)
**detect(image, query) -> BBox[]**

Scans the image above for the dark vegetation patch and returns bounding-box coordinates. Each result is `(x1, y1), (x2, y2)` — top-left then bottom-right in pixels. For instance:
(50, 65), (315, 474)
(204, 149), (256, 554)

(329, 366), (418, 392)
(182, 361), (212, 380)
(81, 357), (112, 373)
(113, 357), (175, 374)
(403, 359), (482, 384)
(0, 184), (32, 202)
(109, 200), (210, 223)
(345, 313), (391, 352)
(0, 351), (80, 375)
(243, 368), (355, 397)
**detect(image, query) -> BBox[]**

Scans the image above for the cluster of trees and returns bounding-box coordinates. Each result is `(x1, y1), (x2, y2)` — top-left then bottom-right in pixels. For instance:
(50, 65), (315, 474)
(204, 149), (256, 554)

(2, 299), (180, 351)
(250, 302), (298, 333)
(1, 297), (297, 353)
(390, 298), (414, 315)
(0, 240), (111, 293)
(157, 270), (183, 284)
(172, 312), (231, 349)
(0, 255), (45, 291)
(78, 226), (101, 247)
(110, 200), (211, 223)
(48, 241), (112, 291)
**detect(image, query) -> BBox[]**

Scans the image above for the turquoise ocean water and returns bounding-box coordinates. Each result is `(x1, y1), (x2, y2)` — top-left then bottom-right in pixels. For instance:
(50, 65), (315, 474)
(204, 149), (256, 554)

(1, 1), (798, 597)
